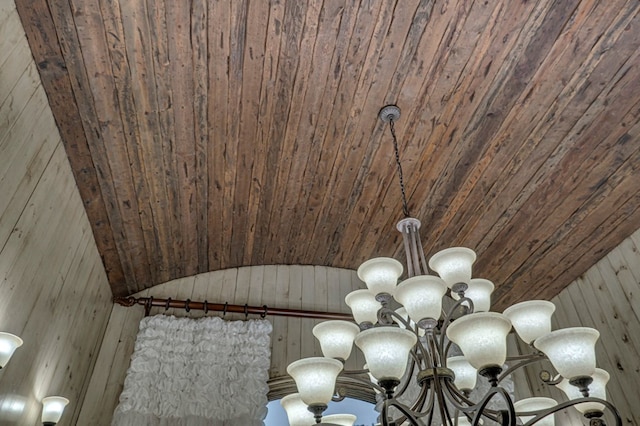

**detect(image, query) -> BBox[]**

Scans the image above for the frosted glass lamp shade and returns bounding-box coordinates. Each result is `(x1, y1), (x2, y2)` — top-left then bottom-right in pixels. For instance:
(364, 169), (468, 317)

(345, 290), (380, 325)
(503, 300), (555, 344)
(287, 357), (343, 406)
(355, 327), (417, 382)
(445, 312), (512, 370)
(313, 321), (360, 360)
(394, 275), (447, 323)
(451, 278), (494, 312)
(446, 356), (477, 391)
(534, 327), (599, 379)
(557, 368), (609, 414)
(280, 393), (315, 426)
(323, 414), (357, 426)
(41, 396), (69, 424)
(428, 247), (476, 288)
(0, 332), (23, 368)
(357, 257), (403, 296)
(514, 397), (557, 426)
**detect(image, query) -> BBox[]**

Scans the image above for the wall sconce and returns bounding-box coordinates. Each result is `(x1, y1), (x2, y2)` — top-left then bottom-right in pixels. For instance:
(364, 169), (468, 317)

(0, 332), (23, 369)
(41, 396), (69, 426)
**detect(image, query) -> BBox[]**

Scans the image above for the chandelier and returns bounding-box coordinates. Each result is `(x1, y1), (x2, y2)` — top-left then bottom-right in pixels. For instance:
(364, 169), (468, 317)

(281, 105), (622, 426)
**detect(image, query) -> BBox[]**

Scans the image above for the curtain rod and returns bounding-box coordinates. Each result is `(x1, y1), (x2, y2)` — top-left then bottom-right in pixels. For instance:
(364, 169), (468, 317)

(114, 296), (354, 320)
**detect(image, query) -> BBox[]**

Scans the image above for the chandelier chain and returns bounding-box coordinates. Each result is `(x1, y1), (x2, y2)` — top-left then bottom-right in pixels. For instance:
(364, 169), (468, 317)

(389, 118), (410, 218)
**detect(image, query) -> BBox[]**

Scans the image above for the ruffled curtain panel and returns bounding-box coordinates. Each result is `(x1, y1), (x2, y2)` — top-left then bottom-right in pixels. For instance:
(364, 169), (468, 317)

(112, 315), (272, 426)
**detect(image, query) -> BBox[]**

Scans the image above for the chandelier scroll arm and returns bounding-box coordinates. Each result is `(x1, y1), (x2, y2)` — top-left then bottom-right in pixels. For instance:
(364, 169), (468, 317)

(497, 352), (547, 384)
(517, 397), (622, 426)
(441, 379), (505, 424)
(438, 296), (475, 359)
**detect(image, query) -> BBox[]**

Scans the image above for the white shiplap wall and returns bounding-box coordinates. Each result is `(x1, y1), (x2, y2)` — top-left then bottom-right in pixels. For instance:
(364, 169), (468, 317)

(0, 2), (113, 425)
(78, 265), (367, 424)
(514, 228), (640, 425)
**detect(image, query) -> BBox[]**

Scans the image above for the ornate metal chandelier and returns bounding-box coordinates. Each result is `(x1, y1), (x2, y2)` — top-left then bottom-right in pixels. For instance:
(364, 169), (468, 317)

(281, 106), (622, 426)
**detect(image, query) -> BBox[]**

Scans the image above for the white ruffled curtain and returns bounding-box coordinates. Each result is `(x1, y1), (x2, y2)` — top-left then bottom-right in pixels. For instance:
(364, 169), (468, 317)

(112, 315), (272, 426)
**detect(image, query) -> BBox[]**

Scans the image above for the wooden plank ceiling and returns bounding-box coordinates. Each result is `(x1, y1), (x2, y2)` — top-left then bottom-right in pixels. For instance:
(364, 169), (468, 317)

(15, 0), (640, 309)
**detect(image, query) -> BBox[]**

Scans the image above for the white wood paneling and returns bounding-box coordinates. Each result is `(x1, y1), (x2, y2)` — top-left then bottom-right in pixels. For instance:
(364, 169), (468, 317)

(79, 265), (365, 424)
(513, 228), (640, 425)
(0, 2), (113, 425)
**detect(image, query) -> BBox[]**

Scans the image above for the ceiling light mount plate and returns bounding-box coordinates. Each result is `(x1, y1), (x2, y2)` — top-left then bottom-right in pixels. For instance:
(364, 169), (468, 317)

(379, 105), (401, 123)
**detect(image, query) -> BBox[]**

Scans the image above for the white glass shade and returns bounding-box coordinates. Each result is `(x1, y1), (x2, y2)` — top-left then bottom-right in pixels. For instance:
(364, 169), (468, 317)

(280, 393), (315, 426)
(0, 332), (23, 368)
(394, 275), (447, 323)
(503, 300), (555, 344)
(514, 397), (557, 426)
(393, 307), (425, 336)
(428, 247), (476, 288)
(557, 368), (609, 414)
(357, 257), (403, 296)
(345, 290), (380, 325)
(534, 327), (599, 379)
(313, 321), (360, 360)
(323, 414), (357, 426)
(41, 396), (69, 424)
(447, 355), (477, 391)
(355, 327), (417, 382)
(287, 357), (343, 406)
(445, 312), (512, 370)
(451, 278), (494, 312)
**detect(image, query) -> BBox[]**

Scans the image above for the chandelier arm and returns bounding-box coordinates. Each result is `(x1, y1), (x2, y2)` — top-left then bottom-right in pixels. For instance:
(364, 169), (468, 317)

(439, 296), (475, 358)
(431, 370), (456, 426)
(469, 386), (516, 426)
(409, 225), (423, 276)
(384, 399), (425, 426)
(413, 223), (430, 275)
(519, 397), (622, 426)
(402, 225), (416, 277)
(337, 370), (387, 394)
(387, 382), (434, 426)
(497, 353), (547, 384)
(391, 350), (421, 401)
(441, 380), (504, 424)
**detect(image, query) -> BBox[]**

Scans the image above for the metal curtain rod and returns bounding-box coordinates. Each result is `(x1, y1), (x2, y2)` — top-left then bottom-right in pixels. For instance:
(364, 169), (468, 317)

(114, 296), (354, 320)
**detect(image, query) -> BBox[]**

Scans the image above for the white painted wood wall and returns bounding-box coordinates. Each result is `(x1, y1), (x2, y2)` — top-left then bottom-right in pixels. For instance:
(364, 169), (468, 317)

(78, 265), (367, 424)
(512, 228), (640, 425)
(0, 2), (113, 424)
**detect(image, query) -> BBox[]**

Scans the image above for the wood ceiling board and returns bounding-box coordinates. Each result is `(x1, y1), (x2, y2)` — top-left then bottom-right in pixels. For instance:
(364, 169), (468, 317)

(15, 0), (640, 304)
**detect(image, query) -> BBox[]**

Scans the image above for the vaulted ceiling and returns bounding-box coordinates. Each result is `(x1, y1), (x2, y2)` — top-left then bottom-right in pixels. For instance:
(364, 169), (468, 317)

(15, 0), (640, 309)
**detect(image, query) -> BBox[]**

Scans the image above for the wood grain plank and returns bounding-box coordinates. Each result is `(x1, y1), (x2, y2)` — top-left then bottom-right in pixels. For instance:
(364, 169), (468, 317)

(247, 0), (286, 265)
(206, 0), (231, 270)
(261, 0), (318, 264)
(166, 0), (199, 277)
(235, 0), (270, 266)
(72, 0), (157, 290)
(15, 0), (126, 292)
(191, 0), (209, 273)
